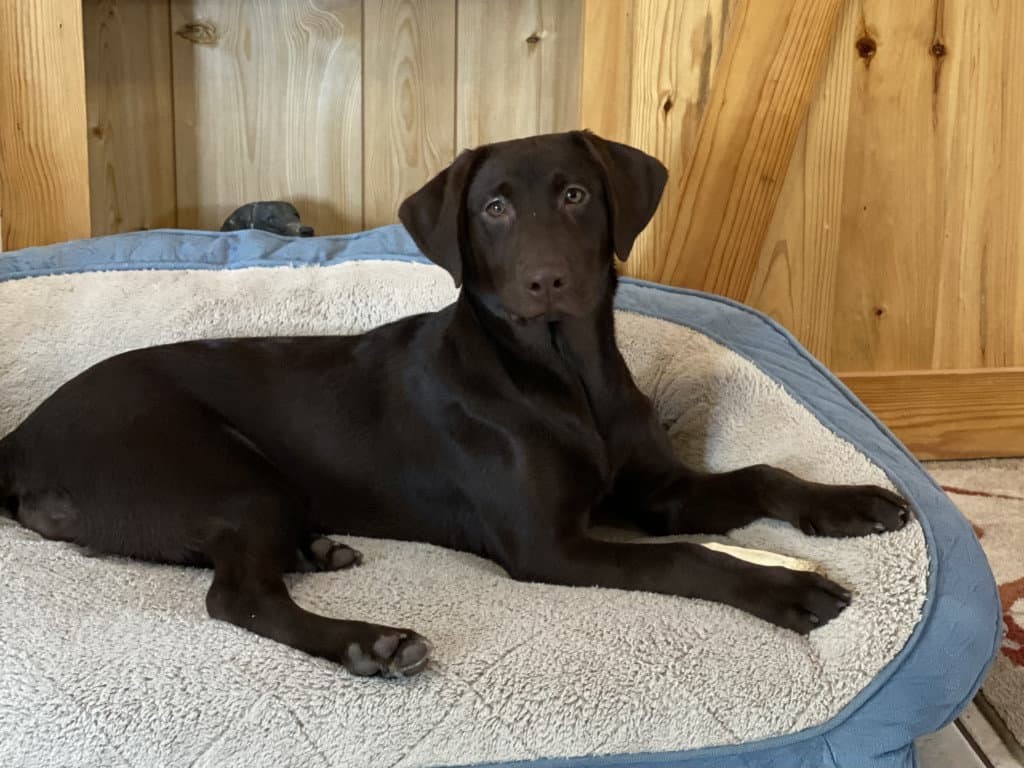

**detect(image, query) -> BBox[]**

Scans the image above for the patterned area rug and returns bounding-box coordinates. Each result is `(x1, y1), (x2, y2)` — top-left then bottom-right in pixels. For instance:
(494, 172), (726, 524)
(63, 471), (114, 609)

(926, 459), (1024, 756)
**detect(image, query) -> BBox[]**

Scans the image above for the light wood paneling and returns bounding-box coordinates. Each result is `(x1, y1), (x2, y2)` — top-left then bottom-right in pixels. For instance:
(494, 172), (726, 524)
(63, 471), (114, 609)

(829, 1), (943, 372)
(927, 0), (1024, 370)
(745, 0), (857, 365)
(842, 369), (1024, 460)
(456, 0), (583, 150)
(170, 0), (363, 233)
(579, 0), (633, 143)
(363, 0), (456, 228)
(624, 0), (733, 282)
(661, 0), (845, 294)
(580, 0), (733, 280)
(84, 0), (177, 234)
(748, 0), (1024, 374)
(0, 0), (91, 250)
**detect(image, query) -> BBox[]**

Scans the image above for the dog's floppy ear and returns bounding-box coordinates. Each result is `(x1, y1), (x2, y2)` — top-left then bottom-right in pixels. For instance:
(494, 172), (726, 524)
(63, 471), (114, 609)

(575, 131), (668, 261)
(398, 149), (480, 287)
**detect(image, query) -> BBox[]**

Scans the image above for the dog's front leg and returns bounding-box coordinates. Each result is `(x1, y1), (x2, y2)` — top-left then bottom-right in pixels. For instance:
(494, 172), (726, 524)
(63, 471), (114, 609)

(631, 464), (910, 538)
(604, 396), (909, 537)
(507, 533), (851, 633)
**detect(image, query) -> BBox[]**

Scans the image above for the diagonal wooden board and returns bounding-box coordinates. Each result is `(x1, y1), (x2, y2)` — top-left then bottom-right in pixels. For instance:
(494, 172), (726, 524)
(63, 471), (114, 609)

(665, 0), (846, 296)
(582, 0), (846, 297)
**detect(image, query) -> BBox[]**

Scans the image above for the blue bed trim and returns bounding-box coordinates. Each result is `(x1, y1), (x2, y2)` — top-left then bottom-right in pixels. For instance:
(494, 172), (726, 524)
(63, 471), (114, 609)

(0, 226), (1001, 768)
(0, 226), (424, 281)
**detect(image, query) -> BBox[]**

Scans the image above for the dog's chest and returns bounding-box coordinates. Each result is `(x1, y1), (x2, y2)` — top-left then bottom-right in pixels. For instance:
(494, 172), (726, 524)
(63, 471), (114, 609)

(491, 392), (614, 507)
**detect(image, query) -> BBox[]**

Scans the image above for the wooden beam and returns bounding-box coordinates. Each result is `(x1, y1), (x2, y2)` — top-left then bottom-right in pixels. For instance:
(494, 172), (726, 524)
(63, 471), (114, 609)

(840, 368), (1024, 460)
(0, 0), (91, 250)
(745, 0), (858, 366)
(662, 0), (844, 295)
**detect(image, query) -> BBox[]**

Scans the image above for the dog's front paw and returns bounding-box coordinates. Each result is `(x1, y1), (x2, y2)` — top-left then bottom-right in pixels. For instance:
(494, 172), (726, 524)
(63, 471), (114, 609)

(795, 484), (910, 537)
(746, 568), (852, 634)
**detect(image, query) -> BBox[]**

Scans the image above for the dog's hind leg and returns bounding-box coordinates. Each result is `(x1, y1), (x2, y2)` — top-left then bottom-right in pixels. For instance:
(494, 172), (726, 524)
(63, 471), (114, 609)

(3, 383), (430, 676)
(140, 418), (429, 676)
(202, 500), (428, 677)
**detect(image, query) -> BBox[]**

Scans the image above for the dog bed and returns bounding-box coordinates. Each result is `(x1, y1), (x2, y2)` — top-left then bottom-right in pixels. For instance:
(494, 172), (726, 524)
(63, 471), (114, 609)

(0, 225), (1000, 768)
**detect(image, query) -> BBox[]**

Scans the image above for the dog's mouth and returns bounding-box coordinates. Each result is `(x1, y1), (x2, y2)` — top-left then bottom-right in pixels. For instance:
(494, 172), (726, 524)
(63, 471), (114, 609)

(505, 308), (571, 326)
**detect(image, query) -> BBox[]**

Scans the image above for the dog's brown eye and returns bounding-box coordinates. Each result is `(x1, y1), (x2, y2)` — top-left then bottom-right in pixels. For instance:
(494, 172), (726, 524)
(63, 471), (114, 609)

(564, 186), (588, 205)
(485, 199), (505, 217)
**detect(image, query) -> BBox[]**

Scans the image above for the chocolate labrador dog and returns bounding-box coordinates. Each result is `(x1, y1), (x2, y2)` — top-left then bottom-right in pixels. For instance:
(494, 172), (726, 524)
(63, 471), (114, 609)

(0, 131), (908, 677)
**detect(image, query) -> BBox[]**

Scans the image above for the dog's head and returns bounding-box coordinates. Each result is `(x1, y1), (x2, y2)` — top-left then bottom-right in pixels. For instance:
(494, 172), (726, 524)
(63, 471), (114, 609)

(399, 132), (667, 323)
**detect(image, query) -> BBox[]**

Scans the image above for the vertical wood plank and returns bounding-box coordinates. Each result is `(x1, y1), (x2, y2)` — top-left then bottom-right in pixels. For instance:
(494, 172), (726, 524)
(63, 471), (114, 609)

(170, 0), (362, 233)
(929, 0), (1024, 369)
(579, 0), (633, 143)
(829, 0), (942, 371)
(659, 0), (844, 295)
(625, 0), (733, 281)
(827, 0), (1024, 373)
(0, 0), (91, 250)
(456, 0), (583, 150)
(748, 0), (1024, 374)
(744, 0), (857, 365)
(363, 0), (456, 228)
(83, 0), (177, 235)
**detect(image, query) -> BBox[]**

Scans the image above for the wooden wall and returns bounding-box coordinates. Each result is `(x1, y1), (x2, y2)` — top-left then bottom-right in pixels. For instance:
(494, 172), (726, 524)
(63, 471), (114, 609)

(83, 0), (582, 235)
(749, 0), (1024, 373)
(0, 0), (91, 251)
(745, 0), (1024, 457)
(581, 0), (1024, 458)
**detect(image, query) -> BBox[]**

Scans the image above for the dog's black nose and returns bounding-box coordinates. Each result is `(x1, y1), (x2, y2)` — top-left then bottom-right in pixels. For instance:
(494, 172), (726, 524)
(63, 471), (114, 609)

(526, 269), (568, 297)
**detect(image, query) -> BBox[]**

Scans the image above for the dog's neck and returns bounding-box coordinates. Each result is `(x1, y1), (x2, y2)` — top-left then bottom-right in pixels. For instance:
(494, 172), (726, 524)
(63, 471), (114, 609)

(454, 275), (630, 430)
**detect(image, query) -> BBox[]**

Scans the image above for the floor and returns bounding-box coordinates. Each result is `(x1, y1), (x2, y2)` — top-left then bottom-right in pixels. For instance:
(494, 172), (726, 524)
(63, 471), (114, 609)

(917, 702), (1023, 767)
(916, 458), (1023, 768)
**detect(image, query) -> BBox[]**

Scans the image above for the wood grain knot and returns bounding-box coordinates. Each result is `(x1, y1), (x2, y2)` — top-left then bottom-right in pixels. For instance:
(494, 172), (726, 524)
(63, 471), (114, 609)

(873, 306), (885, 318)
(855, 35), (877, 61)
(930, 41), (947, 58)
(176, 20), (220, 46)
(525, 32), (541, 45)
(662, 96), (674, 115)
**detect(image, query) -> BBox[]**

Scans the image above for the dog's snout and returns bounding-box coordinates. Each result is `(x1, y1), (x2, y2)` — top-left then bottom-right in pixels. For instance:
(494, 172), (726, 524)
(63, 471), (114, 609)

(526, 269), (568, 297)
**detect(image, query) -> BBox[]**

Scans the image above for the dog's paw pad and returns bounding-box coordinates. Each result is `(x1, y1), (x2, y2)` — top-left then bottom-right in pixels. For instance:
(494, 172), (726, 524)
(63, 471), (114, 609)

(309, 537), (363, 571)
(344, 631), (431, 678)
